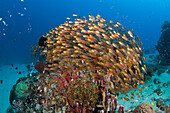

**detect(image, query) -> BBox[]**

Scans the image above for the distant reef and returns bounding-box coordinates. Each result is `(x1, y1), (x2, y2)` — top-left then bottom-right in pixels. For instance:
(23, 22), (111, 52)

(156, 21), (170, 65)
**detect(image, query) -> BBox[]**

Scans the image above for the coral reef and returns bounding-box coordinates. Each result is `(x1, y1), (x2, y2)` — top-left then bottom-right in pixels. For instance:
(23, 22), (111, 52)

(8, 14), (149, 112)
(133, 103), (154, 113)
(33, 14), (146, 112)
(156, 21), (170, 65)
(9, 73), (41, 112)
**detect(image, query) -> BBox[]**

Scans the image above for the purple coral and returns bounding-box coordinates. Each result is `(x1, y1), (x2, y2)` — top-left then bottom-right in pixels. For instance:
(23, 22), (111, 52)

(34, 61), (45, 73)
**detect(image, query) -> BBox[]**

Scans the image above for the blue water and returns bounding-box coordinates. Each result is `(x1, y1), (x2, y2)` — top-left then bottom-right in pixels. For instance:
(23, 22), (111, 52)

(0, 0), (170, 64)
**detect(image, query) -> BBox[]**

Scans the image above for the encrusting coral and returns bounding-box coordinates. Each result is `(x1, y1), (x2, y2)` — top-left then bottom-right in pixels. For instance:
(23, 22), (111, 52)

(15, 81), (30, 98)
(133, 103), (154, 113)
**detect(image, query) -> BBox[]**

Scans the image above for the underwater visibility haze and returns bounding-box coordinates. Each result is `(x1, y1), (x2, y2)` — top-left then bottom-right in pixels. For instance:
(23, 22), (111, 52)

(0, 0), (170, 113)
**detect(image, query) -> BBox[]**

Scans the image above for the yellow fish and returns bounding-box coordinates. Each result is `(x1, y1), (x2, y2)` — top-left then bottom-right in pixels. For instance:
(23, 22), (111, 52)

(151, 102), (155, 106)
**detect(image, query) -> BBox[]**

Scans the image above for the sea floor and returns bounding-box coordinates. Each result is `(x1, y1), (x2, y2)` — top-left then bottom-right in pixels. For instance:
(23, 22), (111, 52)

(118, 70), (170, 112)
(0, 53), (170, 113)
(118, 52), (170, 112)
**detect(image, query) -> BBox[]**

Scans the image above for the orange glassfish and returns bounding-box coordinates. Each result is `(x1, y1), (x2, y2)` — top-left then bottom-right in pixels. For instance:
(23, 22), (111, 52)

(124, 97), (130, 101)
(49, 67), (57, 71)
(140, 81), (145, 86)
(132, 78), (138, 82)
(127, 30), (133, 38)
(121, 87), (128, 92)
(109, 20), (113, 23)
(130, 96), (134, 99)
(133, 83), (137, 89)
(121, 27), (125, 30)
(136, 92), (140, 98)
(139, 87), (142, 92)
(136, 36), (143, 46)
(143, 56), (146, 62)
(115, 86), (123, 93)
(131, 92), (135, 96)
(125, 93), (129, 97)
(73, 14), (77, 16)
(121, 34), (128, 41)
(117, 20), (122, 25)
(40, 14), (147, 94)
(122, 97), (125, 102)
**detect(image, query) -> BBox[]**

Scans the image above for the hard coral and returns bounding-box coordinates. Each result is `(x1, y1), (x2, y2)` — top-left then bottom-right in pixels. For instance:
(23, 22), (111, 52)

(133, 103), (154, 113)
(15, 81), (30, 98)
(65, 77), (98, 111)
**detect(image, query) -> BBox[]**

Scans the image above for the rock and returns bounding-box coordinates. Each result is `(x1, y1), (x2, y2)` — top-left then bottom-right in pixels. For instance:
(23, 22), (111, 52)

(156, 21), (170, 65)
(156, 98), (165, 108)
(167, 69), (170, 74)
(163, 83), (168, 88)
(157, 69), (166, 76)
(149, 55), (154, 59)
(154, 89), (162, 96)
(144, 76), (151, 81)
(6, 105), (16, 113)
(147, 69), (153, 76)
(133, 103), (154, 113)
(160, 105), (170, 112)
(153, 78), (161, 84)
(151, 97), (156, 101)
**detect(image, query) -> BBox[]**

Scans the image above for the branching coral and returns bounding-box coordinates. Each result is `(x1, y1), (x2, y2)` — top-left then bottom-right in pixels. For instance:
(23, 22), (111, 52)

(65, 77), (98, 111)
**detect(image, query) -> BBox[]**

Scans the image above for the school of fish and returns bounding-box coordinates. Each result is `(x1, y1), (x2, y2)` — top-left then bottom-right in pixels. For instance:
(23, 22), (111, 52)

(40, 14), (147, 94)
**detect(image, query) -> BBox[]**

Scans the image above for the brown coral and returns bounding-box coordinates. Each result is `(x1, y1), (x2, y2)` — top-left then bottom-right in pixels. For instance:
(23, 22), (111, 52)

(133, 103), (154, 113)
(65, 77), (98, 110)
